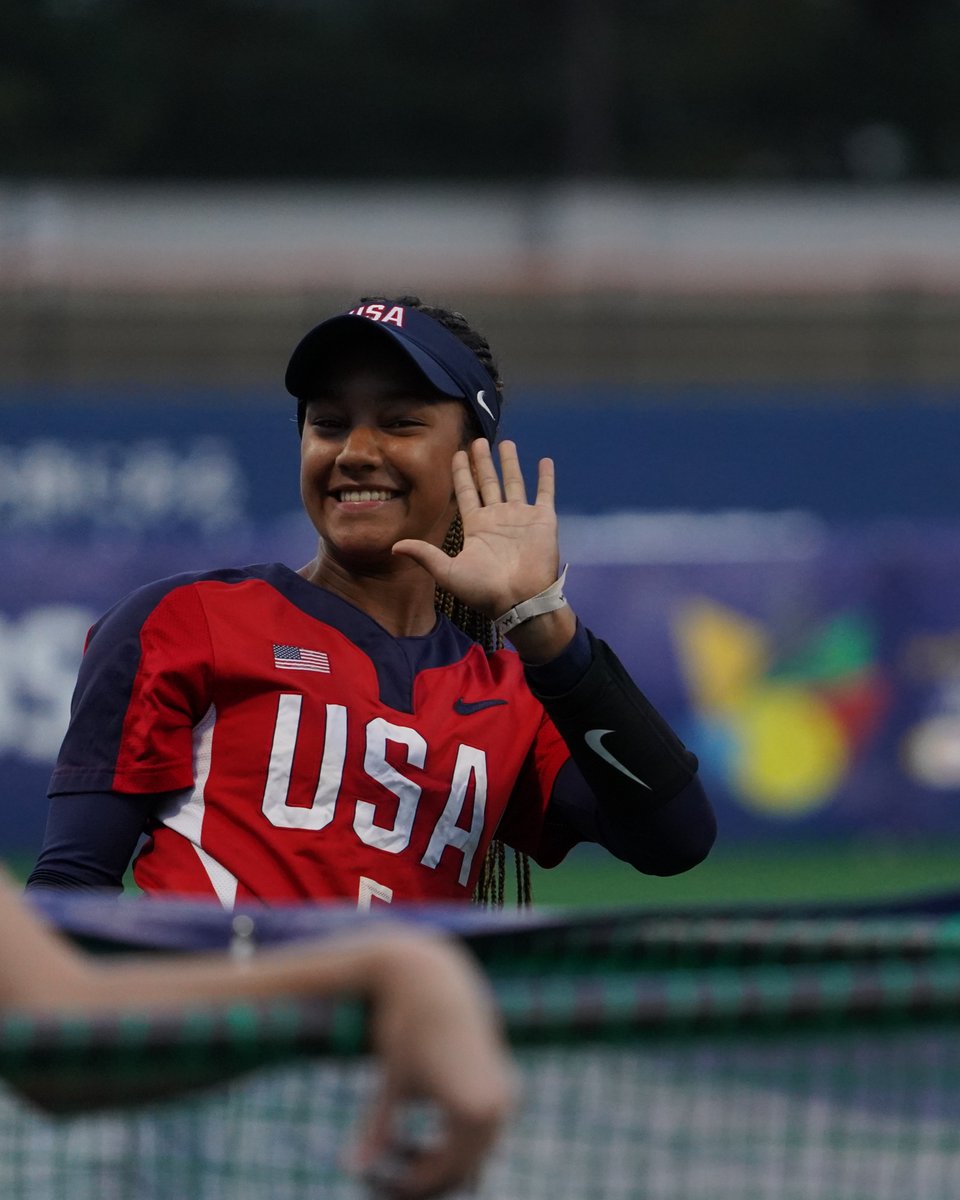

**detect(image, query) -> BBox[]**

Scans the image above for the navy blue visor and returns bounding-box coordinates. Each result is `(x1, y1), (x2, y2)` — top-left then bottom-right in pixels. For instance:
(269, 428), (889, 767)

(284, 302), (501, 442)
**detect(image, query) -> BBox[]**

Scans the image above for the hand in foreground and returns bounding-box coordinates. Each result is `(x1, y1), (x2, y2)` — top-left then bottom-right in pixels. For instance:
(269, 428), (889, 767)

(393, 439), (560, 620)
(348, 932), (517, 1199)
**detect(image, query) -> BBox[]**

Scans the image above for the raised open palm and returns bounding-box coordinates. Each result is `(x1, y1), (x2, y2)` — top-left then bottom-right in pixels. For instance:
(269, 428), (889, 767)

(392, 438), (561, 618)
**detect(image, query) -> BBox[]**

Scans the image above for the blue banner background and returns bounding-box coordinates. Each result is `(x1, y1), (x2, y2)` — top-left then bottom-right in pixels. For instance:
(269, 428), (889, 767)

(4, 386), (960, 856)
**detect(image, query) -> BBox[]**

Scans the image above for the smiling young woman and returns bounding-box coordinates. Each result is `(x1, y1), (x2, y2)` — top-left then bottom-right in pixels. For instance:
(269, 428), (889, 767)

(295, 331), (469, 621)
(28, 295), (716, 909)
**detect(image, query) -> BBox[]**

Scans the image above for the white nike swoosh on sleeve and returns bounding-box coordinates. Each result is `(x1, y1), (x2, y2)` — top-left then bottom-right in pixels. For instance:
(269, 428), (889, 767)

(584, 729), (653, 789)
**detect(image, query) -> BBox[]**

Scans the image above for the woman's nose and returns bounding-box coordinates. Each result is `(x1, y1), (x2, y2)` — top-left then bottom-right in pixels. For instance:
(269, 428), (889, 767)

(337, 423), (382, 465)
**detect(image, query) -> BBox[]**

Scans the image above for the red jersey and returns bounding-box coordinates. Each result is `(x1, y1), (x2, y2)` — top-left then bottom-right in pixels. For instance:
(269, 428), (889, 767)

(51, 564), (572, 907)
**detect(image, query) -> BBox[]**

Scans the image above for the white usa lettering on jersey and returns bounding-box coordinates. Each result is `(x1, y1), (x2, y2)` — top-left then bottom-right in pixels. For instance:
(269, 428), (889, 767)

(260, 696), (487, 887)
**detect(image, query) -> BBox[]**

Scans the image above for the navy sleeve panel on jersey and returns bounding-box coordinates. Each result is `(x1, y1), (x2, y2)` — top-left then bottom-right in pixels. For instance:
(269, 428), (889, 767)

(25, 790), (166, 893)
(50, 570), (214, 795)
(545, 759), (716, 875)
(522, 620), (592, 693)
(530, 629), (716, 874)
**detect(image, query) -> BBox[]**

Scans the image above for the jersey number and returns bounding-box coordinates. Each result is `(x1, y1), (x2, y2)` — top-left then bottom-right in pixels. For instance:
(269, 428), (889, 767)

(260, 696), (487, 888)
(358, 876), (394, 909)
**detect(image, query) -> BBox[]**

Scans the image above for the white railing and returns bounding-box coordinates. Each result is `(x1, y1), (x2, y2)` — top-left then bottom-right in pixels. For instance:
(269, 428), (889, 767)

(2, 182), (960, 295)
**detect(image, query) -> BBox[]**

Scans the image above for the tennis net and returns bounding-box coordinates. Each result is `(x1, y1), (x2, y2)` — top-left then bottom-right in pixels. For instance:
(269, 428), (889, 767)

(3, 900), (960, 1199)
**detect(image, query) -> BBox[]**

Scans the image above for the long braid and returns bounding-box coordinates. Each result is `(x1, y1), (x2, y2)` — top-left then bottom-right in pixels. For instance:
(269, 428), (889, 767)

(358, 293), (532, 908)
(435, 511), (531, 907)
(434, 513), (497, 653)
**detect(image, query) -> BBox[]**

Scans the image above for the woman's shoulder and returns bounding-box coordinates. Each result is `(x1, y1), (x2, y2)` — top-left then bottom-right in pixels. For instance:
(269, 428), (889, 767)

(93, 563), (285, 631)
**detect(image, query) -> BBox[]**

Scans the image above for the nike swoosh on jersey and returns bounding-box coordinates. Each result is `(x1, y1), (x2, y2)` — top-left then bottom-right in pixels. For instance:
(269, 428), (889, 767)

(454, 697), (508, 715)
(584, 729), (652, 789)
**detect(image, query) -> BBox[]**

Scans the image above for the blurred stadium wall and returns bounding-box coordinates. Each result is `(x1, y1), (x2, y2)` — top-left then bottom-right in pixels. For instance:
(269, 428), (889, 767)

(5, 175), (960, 858)
(2, 183), (960, 386)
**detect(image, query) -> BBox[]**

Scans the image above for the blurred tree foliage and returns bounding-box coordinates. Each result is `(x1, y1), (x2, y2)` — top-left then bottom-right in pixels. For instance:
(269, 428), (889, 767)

(1, 0), (959, 181)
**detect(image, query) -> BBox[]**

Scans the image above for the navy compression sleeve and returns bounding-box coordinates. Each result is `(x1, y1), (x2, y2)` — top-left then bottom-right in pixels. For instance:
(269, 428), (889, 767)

(526, 627), (716, 874)
(25, 791), (162, 893)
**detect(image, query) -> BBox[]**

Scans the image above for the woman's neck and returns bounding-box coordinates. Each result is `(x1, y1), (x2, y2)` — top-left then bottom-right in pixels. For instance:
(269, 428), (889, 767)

(297, 551), (439, 637)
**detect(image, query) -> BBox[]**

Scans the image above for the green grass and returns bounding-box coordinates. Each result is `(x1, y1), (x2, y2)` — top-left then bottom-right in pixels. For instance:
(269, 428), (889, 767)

(528, 838), (960, 909)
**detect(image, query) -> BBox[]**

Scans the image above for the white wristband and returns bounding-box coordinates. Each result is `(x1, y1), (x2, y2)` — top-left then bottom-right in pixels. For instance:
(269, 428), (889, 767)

(494, 565), (570, 638)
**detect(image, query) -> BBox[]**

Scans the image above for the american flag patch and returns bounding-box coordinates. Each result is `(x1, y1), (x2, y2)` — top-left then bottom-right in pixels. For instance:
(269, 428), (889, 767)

(272, 644), (331, 673)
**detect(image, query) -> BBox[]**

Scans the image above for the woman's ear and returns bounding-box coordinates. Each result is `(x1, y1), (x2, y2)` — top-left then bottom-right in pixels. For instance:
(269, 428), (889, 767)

(460, 408), (484, 449)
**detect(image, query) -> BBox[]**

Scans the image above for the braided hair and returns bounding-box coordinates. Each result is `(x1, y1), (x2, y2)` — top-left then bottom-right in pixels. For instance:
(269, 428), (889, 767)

(358, 295), (531, 908)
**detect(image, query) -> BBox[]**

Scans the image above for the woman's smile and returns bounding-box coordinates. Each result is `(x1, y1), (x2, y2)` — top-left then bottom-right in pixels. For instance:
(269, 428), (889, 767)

(331, 488), (401, 505)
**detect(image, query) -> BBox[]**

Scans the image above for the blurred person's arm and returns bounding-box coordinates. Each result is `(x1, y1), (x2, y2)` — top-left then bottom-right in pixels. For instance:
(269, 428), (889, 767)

(0, 867), (515, 1198)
